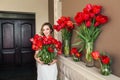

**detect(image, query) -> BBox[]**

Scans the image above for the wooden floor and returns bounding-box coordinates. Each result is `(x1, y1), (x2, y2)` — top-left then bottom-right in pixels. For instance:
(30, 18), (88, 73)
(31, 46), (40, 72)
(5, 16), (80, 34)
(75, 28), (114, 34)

(0, 65), (37, 80)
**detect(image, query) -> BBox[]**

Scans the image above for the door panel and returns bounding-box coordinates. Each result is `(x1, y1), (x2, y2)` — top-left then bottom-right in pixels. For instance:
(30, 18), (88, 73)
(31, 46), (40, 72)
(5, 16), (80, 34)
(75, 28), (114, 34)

(0, 19), (35, 66)
(21, 23), (32, 48)
(1, 20), (16, 65)
(20, 20), (35, 65)
(2, 23), (14, 48)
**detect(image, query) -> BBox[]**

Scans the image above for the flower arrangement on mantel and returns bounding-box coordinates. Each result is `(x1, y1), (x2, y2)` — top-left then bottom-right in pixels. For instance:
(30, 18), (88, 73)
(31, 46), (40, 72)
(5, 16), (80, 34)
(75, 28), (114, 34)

(74, 4), (108, 66)
(53, 16), (74, 57)
(70, 47), (82, 62)
(53, 3), (112, 76)
(92, 51), (112, 76)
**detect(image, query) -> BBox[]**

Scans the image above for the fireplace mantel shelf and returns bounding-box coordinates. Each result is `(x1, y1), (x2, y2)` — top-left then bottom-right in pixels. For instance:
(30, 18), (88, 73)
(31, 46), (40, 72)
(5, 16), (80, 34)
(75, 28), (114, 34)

(58, 55), (120, 80)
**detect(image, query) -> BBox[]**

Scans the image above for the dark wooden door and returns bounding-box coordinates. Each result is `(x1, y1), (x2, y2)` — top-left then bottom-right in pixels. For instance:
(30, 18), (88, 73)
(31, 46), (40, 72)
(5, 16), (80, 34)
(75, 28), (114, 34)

(0, 19), (35, 66)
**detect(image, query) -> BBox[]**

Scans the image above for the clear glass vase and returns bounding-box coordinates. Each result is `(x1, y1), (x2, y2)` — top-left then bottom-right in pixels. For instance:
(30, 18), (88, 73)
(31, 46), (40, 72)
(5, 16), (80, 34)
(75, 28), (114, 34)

(73, 55), (80, 62)
(85, 59), (94, 67)
(101, 64), (111, 76)
(85, 41), (94, 67)
(63, 39), (70, 57)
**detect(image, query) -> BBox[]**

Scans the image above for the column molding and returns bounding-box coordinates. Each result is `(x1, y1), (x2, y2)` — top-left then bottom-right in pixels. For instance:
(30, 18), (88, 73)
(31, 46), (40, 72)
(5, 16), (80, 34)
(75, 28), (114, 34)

(54, 0), (62, 41)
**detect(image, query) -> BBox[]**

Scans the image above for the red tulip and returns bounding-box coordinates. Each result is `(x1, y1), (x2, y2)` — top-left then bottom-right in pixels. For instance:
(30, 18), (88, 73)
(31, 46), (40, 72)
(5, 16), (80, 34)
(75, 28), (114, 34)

(86, 20), (91, 28)
(48, 47), (54, 53)
(75, 52), (82, 58)
(32, 44), (39, 50)
(74, 12), (84, 25)
(96, 14), (108, 24)
(92, 5), (102, 14)
(83, 4), (93, 13)
(70, 48), (78, 55)
(92, 51), (100, 60)
(101, 55), (110, 64)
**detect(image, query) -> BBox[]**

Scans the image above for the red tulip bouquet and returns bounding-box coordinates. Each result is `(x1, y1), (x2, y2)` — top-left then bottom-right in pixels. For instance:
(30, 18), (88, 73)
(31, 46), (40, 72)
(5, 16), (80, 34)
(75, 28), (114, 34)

(54, 16), (74, 57)
(30, 34), (62, 64)
(70, 48), (82, 62)
(74, 4), (108, 64)
(92, 51), (112, 75)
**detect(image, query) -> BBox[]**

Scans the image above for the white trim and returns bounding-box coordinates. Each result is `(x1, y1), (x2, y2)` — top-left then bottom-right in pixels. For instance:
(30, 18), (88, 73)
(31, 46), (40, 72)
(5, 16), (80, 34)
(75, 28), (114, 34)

(54, 0), (62, 41)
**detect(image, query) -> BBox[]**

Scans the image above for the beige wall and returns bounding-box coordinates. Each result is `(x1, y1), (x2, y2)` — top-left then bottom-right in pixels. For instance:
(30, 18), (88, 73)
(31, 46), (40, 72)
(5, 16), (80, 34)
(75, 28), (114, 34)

(62, 0), (120, 77)
(48, 0), (54, 25)
(0, 0), (48, 34)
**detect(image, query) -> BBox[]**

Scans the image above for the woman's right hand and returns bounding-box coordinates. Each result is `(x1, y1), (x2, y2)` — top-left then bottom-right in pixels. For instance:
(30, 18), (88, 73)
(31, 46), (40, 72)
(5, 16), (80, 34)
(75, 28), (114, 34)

(35, 57), (44, 64)
(34, 51), (44, 64)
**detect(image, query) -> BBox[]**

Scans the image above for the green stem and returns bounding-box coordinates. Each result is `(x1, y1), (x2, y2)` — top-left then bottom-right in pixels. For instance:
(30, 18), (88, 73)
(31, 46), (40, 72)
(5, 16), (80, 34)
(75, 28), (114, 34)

(98, 59), (102, 68)
(86, 41), (93, 62)
(64, 39), (70, 57)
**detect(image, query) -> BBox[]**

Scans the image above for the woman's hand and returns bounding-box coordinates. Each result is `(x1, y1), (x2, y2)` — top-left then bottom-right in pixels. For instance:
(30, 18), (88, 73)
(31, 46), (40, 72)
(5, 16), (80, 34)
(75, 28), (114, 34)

(34, 51), (44, 64)
(48, 59), (57, 65)
(35, 57), (44, 64)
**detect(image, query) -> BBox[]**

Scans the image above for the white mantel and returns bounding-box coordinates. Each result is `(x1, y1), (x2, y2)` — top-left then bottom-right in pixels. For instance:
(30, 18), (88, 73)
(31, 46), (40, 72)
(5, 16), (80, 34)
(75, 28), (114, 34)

(58, 55), (120, 80)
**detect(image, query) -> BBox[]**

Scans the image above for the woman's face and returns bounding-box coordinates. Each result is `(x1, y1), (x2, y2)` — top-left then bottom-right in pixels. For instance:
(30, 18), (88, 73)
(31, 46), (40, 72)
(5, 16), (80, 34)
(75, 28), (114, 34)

(42, 25), (51, 37)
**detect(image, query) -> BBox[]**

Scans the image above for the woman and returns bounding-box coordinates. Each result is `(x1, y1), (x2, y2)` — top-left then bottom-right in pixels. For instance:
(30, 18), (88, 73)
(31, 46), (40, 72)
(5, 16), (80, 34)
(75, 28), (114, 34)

(34, 22), (58, 80)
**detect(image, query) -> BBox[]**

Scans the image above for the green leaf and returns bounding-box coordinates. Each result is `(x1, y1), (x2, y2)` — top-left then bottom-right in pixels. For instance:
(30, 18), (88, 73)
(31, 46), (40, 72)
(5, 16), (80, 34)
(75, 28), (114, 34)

(37, 50), (43, 57)
(93, 30), (101, 41)
(78, 46), (84, 52)
(75, 30), (86, 41)
(72, 41), (83, 46)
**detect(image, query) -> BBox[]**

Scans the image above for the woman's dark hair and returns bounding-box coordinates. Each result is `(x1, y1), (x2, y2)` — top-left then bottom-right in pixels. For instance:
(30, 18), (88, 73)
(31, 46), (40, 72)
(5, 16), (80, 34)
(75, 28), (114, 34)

(40, 22), (53, 35)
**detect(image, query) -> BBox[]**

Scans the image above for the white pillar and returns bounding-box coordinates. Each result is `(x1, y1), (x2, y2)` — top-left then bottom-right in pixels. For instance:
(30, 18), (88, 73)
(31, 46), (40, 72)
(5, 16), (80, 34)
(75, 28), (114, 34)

(54, 0), (62, 41)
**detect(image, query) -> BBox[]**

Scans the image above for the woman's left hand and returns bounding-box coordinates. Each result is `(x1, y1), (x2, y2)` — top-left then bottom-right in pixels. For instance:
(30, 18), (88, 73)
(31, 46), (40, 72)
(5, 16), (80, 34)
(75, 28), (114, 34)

(48, 59), (57, 65)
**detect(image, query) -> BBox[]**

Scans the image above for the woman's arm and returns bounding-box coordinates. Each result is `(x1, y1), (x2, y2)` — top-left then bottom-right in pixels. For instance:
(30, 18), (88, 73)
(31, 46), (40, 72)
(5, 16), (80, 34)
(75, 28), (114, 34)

(34, 51), (44, 64)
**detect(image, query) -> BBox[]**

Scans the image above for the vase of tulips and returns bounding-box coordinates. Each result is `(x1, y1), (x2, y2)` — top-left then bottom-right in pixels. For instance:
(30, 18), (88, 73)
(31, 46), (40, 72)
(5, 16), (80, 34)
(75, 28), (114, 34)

(74, 4), (108, 67)
(92, 51), (112, 76)
(62, 39), (71, 57)
(100, 54), (111, 75)
(70, 48), (82, 62)
(54, 16), (74, 57)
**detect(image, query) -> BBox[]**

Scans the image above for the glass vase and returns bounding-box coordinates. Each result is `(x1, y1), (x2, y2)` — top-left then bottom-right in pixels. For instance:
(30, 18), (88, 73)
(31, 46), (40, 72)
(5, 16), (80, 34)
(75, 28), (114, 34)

(63, 39), (70, 57)
(85, 59), (94, 67)
(73, 56), (80, 62)
(101, 64), (111, 76)
(85, 41), (94, 67)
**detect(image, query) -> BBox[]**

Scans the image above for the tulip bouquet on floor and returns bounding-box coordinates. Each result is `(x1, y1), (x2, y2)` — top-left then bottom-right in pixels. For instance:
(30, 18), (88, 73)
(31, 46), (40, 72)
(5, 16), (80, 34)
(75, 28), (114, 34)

(30, 34), (62, 64)
(92, 51), (112, 76)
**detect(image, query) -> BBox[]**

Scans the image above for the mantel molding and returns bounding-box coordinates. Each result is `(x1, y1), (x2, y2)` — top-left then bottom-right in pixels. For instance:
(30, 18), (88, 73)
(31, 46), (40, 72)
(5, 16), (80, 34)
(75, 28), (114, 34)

(58, 55), (120, 80)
